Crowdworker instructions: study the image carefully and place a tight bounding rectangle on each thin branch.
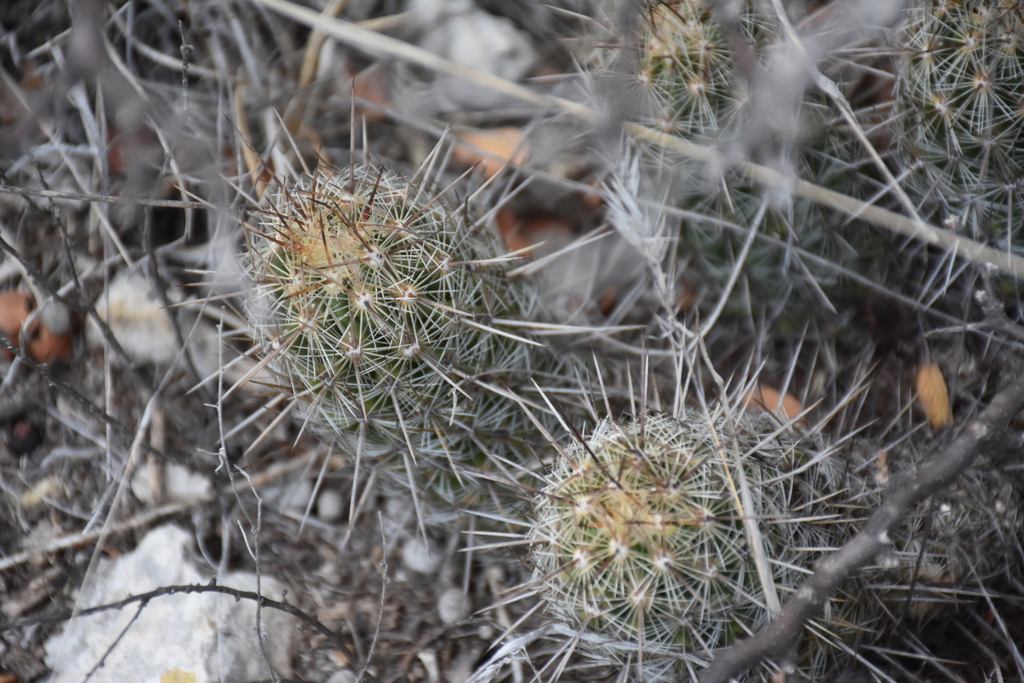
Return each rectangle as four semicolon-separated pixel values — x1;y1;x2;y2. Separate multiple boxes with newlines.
0;503;188;572
0;582;355;663
700;368;1024;683
81;602;146;682
0;181;211;208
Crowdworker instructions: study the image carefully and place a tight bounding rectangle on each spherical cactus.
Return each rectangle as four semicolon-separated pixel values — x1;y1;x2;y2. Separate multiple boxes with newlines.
893;0;1024;249
637;1;750;141
243;162;559;512
527;411;861;678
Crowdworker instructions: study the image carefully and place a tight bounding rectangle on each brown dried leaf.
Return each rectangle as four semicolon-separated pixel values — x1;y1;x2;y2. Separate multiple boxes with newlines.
0;290;73;363
351;64;389;122
451;127;528;179
0;290;32;356
29;324;73;363
916;362;952;429
495;210;574;254
598;284;617;316
741;385;802;420
495;208;525;252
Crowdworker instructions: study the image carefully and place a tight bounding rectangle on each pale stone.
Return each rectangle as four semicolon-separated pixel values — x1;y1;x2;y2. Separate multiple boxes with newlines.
317;489;344;523
437;587;470;625
43;524;296;683
326;670;357;683
419;9;535;83
401;537;441;575
88;270;180;364
131;463;213;507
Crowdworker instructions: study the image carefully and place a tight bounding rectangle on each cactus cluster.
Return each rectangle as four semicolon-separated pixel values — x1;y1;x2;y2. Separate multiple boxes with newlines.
232;2;1024;679
893;0;1024;250
243;162;559;511
527;410;863;679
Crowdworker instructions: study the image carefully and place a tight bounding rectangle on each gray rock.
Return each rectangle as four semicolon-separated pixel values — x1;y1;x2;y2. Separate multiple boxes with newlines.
401;536;441;575
43;524;296;683
317;489;344;523
88;270;181;364
418;9;536;82
437;587;471;625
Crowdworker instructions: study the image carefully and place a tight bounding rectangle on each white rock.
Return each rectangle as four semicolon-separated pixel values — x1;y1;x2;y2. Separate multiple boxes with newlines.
43;524;296;683
401;537;441;575
317;489;344;523
131;463;213;507
327;670;357;683
38;299;73;336
437;587;470;625
282;478;314;514
418;8;535;82
88;270;180;364
186;319;273;395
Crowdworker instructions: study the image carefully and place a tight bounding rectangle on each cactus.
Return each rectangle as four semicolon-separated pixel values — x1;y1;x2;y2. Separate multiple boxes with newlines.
526;409;865;679
893;0;1024;250
616;2;904;331
513;379;1023;681
242;161;561;514
636;1;752;142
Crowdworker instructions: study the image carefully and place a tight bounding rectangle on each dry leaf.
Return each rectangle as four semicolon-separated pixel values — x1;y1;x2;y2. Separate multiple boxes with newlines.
0;290;73;363
495;208;526;252
874;449;889;484
351;64;389;122
598;284;617;316
674;274;699;312
520;215;574;246
741;385;802;420
452;127;528;179
581;177;604;212
29;324;73;363
916;362;952;429
20;475;60;507
495;210;574;254
0;290;32;357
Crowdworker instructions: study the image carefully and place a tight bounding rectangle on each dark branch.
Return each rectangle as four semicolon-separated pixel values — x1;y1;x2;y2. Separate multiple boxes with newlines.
701;368;1024;683
0;581;355;665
